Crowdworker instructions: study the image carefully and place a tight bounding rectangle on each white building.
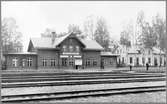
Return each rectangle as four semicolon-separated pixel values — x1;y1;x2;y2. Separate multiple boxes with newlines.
116;45;166;67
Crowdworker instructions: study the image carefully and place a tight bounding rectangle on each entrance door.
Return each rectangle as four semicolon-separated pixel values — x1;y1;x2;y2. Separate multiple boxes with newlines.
62;58;67;67
136;57;139;66
69;58;74;68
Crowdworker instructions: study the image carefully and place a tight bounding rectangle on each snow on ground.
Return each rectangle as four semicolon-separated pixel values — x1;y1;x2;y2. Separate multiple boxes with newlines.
1;81;165;96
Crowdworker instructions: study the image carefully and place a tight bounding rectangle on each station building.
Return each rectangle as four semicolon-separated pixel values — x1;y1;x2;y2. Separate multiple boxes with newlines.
4;32;119;70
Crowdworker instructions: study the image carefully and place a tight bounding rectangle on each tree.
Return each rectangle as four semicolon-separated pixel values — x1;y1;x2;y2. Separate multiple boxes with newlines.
136;10;145;46
41;28;57;38
120;31;131;47
152;14;166;51
94;17;110;51
83;15;96;40
141;22;157;48
1;17;23;53
68;24;86;39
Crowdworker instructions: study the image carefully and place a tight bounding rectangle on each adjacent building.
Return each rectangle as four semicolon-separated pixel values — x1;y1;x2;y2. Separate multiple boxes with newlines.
116;45;166;67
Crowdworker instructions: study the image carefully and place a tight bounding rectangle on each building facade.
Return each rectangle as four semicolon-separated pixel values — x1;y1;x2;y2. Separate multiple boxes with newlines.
4;32;118;70
116;45;166;67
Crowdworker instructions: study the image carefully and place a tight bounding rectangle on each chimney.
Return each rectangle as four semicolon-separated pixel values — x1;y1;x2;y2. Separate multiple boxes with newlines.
51;31;56;44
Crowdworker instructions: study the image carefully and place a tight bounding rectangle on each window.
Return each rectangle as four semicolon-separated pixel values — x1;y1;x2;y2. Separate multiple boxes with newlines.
76;46;79;52
93;59;97;66
27;58;32;67
154;57;157;66
51;59;56;66
22;59;26;67
69;59;74;66
136;57;139;65
160;57;162;66
12;57;17;67
86;59;91;66
142;57;145;65
130;57;133;64
42;59;47;66
62;58;67;66
148;57;151;64
63;45;67;52
69;46;73;52
122;57;124;64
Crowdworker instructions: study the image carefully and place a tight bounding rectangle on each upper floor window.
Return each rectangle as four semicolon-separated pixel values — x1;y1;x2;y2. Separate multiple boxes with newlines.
76;46;79;52
69;45;73;52
27;58;32;67
12;57;17;67
63;45;67;52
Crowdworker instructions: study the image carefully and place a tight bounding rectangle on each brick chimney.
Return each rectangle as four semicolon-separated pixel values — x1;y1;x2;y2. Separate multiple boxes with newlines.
51;31;56;44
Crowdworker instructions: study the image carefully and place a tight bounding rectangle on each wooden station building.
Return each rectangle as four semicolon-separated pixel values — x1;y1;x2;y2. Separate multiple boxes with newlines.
4;32;119;70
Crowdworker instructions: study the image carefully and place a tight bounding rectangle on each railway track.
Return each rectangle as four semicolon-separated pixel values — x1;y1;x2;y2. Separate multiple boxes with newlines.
2;74;165;83
2;77;165;88
2;85;165;103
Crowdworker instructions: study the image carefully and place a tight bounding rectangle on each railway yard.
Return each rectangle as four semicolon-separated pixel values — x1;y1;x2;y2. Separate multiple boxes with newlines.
1;68;166;103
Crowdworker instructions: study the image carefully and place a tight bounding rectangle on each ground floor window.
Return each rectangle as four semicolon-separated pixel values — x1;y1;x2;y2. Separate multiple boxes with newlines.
130;57;133;64
142;57;145;65
12;57;17;67
22;59;26;67
148;57;151;64
42;59;47;66
27;58;32;67
69;58;74;66
86;59;91;66
51;59;56;66
122;57;124;64
93;59;97;66
160;57;162;66
86;58;97;67
62;58;67;66
154;57;158;66
136;57;139;66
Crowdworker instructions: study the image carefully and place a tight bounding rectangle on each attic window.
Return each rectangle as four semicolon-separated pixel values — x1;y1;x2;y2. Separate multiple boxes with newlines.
63;45;67;52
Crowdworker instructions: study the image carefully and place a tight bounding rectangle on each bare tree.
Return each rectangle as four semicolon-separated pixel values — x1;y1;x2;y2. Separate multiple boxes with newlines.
1;17;23;53
41;28;57;38
83;15;96;40
94;17;110;51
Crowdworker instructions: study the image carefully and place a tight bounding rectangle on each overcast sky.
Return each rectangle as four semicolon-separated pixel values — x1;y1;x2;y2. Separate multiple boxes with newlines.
1;1;166;51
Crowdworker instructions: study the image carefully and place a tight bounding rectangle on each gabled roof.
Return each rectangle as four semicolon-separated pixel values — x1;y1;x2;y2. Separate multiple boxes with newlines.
29;32;104;50
101;52;120;56
152;47;165;54
80;39;104;50
31;37;54;48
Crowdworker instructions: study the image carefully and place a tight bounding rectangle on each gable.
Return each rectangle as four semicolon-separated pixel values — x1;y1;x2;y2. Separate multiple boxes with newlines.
27;40;35;52
29;32;104;50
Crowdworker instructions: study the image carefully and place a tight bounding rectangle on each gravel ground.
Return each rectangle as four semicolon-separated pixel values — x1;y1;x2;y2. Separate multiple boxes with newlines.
2;81;165;96
41;91;166;103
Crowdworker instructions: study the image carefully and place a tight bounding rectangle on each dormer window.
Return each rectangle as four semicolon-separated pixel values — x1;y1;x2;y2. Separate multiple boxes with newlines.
69;46;73;52
63;45;67;52
76;46;79;52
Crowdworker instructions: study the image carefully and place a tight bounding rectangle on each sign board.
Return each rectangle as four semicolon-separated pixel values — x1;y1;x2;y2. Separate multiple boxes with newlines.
63;52;79;55
60;55;68;58
74;55;82;58
75;59;82;65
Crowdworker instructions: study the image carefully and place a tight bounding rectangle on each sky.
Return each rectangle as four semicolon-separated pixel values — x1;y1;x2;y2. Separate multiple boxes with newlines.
1;1;166;51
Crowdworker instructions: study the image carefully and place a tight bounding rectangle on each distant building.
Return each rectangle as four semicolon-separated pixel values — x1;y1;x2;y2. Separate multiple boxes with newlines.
4;32;119;70
116;45;166;67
